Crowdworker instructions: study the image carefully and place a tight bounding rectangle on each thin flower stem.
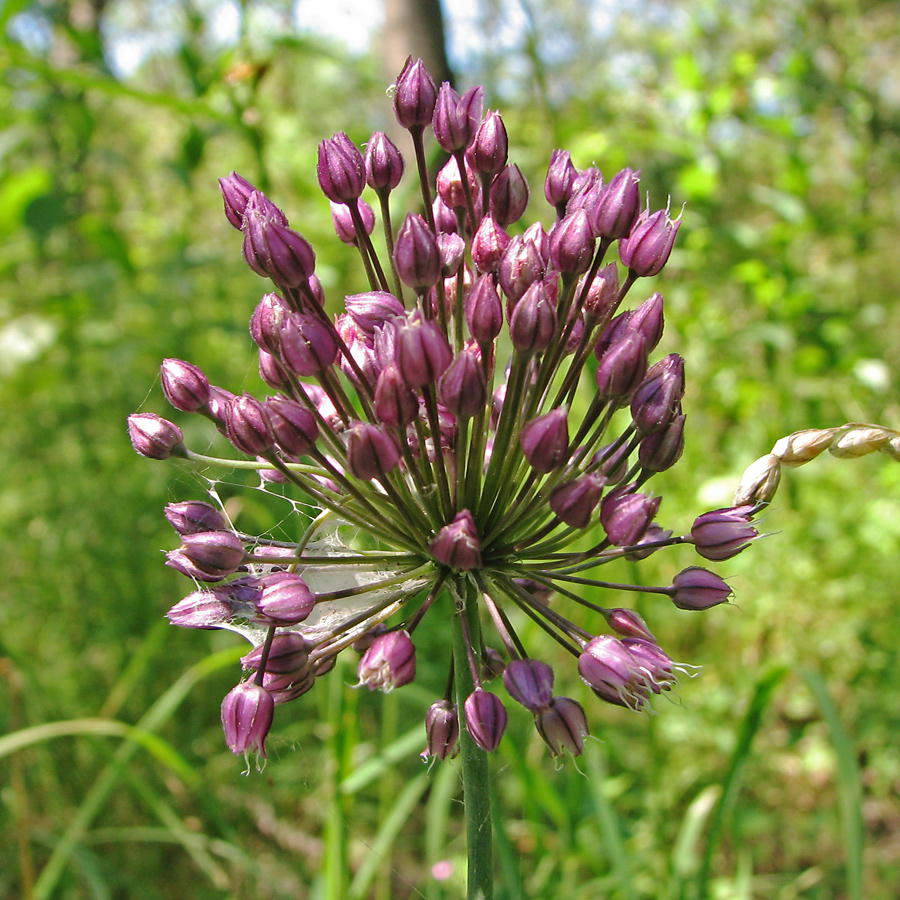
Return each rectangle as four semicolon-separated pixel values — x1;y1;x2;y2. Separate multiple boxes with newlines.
411;127;435;232
312;564;430;602
449;579;494;900
422;385;454;516
376;190;405;302
477;350;529;520
453;149;479;234
348;200;390;292
252;626;277;686
485;573;583;654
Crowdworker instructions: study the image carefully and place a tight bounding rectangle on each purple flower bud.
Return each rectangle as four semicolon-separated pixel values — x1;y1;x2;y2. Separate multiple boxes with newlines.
670;567;733;610
630;354;686;434
583;262;620;319
249;292;289;356
469;110;508;175
393;57;438;129
549;473;604;528
225;393;274;456
330;198;374;244
437;231;466;276
423;699;460;760
595;334;649;400
358;630;417;692
629;292;666;352
165;501;228;535
242;632;310;675
471;215;511;275
567;166;603;216
160;358;210;412
619;208;682;277
166;590;233;628
433;196;458;233
365;131;405;191
465;274;504;344
345;291;405;337
430;510;482;570
346;421;400;479
176;530;246;579
549;209;595;275
600;485;660;547
221;682;274;757
593;440;631;484
266;396;319;456
252;572;315;625
205;385;235;427
317;132;365;203
509;281;557;352
335;313;378;386
520;408;569;473
374;363;418;428
564;309;585;353
624;522;674;561
439;350;487;419
435;155;473;211
503;658;554;712
489;164;530;225
262;668;316;705
127;413;186;460
279;312;339;376
241;192;316;288
593;310;631;361
433;82;483;152
535;697;589;757
577;634;648;710
218;171;261;230
545;149;577;212
394;313;452;387
464;689;508;752
690;506;758;561
608;608;656;641
394;213;441;290
498;236;544;304
258;350;289;390
638;413;685;472
523;221;551;263
591;167;641;239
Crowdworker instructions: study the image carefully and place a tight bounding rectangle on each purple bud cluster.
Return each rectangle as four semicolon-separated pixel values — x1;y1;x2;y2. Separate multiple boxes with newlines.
130;58;763;763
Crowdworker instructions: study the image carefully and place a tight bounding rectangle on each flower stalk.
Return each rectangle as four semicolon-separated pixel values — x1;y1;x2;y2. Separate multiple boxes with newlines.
127;57;811;897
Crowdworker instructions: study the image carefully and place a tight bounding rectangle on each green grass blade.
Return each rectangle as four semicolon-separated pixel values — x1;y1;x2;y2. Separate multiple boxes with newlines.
339;723;424;795
585;741;635;900
667;784;721;899
0;718;197;784
348;771;431;899
695;664;788;900
425;760;461;900
800;667;864;900
32;645;244;900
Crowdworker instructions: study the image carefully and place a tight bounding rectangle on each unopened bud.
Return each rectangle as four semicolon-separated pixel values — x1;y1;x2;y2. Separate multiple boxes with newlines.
733;453;781;506
358;630;416;692
771;428;839;467
221;682;274;757
828;425;890;458
464;688;508;752
127;413;186;460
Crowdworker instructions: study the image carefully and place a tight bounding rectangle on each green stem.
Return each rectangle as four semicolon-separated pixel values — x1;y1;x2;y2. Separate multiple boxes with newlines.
449;578;494;900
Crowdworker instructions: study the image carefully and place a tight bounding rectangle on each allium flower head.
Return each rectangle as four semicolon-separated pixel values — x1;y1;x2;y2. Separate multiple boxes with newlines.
132;60;764;760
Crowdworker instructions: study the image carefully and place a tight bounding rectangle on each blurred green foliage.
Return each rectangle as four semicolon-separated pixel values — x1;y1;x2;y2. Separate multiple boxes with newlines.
1;0;898;898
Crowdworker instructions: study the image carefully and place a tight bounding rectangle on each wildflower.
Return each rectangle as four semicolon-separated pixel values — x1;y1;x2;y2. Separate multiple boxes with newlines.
131;59;761;765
